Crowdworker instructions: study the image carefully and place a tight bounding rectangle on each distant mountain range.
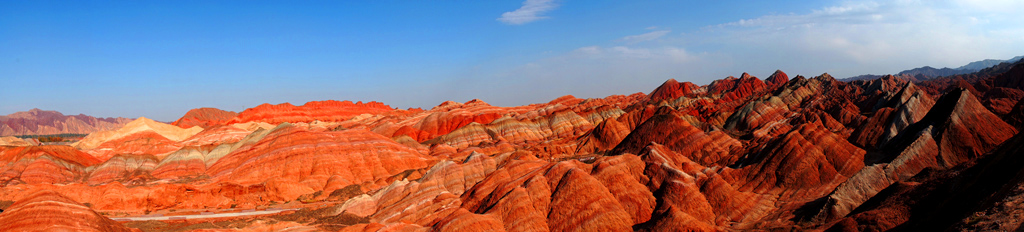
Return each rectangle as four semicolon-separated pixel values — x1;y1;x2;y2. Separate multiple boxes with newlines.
0;109;133;136
844;55;1024;81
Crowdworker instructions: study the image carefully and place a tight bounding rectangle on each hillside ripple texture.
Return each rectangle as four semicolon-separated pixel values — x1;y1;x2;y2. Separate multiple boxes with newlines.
2;62;1024;231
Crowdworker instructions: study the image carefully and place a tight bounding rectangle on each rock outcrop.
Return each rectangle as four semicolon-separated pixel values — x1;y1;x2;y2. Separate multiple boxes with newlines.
207;125;433;201
0;190;136;232
0;136;33;146
912;88;1016;168
0;145;100;185
227;100;394;124
649;79;698;102
611;113;742;166
74;117;202;151
171;107;238;129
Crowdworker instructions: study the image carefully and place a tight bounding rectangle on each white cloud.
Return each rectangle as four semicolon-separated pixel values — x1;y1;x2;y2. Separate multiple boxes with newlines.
498;0;559;25
953;0;1024;13
618;30;671;44
572;46;693;62
419;43;723;109
574;46;602;55
453;45;722;106
453;0;1024;108
699;0;1024;77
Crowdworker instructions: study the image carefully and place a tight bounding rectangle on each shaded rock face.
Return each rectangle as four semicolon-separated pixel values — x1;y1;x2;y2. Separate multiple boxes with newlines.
849;81;936;148
611;113;742;167
2;67;1024;231
908;88;1016;168
731;121;866;196
0;108;132;136
1007;99;1024;129
833;131;1024;231
814;126;939;222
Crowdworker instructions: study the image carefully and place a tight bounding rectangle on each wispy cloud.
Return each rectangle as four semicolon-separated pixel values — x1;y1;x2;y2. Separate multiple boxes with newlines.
697;0;1024;77
953;0;1024;13
466;0;1024;107
498;0;559;25
618;30;671;44
571;46;692;62
455;45;717;106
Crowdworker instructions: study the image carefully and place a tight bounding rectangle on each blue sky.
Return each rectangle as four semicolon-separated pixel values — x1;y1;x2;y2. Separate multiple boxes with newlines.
2;0;1023;121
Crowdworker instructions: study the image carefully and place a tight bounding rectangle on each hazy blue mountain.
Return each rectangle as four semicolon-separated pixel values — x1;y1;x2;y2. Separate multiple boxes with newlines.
898;66;963;77
843;55;1024;81
957;56;1024;71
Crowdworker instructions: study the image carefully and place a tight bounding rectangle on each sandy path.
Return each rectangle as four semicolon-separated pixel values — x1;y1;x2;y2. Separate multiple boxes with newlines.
110;208;298;221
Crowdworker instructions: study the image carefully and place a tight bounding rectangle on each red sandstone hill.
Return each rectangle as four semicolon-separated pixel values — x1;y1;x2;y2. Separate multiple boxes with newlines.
0;190;137;232
171;107;238;129
226;100;396;124
0;109;132;136
1;65;1022;231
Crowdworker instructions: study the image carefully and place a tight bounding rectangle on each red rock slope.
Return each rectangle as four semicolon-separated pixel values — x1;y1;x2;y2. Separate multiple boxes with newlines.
227;100;395;124
170;107;238;129
0;145;100;185
0;190;137;232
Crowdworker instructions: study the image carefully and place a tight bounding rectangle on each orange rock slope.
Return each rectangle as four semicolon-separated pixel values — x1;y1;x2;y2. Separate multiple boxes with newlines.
0;190;137;232
1;62;1023;231
227;100;396;125
171;107;238;129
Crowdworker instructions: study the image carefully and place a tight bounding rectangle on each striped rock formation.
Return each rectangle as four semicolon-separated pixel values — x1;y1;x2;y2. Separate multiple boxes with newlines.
227;100;395;124
2;64;1023;231
0;136;33;146
207;125;433;200
171;107;238;129
0;145;100;185
74;117;202;151
0;190;137;232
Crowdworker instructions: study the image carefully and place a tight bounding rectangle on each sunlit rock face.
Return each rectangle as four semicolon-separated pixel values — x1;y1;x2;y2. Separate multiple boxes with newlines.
171;107;238;129
0;190;137;232
0;136;33;146
1;63;1022;231
227;100;396;125
0;145;100;185
206;125;434;199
